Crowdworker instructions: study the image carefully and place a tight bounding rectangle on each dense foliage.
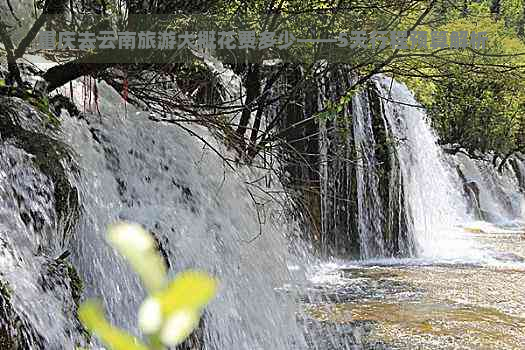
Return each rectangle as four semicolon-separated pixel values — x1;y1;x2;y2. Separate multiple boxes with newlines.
399;0;525;163
1;0;524;162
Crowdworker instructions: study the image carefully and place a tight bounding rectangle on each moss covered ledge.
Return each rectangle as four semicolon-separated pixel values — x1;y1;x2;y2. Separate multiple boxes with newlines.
0;96;80;245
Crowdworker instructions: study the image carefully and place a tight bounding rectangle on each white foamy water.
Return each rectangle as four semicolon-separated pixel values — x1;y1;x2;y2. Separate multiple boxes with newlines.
0;54;313;349
373;77;474;258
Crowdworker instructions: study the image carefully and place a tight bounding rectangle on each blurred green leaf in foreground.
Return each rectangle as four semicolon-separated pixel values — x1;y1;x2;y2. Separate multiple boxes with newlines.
78;222;218;350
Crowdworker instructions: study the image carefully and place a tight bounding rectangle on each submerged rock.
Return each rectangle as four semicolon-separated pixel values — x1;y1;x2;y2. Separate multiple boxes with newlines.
300;316;392;350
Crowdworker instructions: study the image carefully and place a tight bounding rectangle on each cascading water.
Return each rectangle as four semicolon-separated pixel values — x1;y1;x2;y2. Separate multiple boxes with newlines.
344;75;525;262
3;45;525;349
352;88;387;258
0;141;84;349
348;76;471;259
372;77;470;258
453;152;525;226
62;87;308;349
304;75;525;348
0;55;314;349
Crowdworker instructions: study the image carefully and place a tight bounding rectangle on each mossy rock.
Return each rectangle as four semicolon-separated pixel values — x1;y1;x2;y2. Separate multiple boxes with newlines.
39;257;89;342
0;264;87;349
0;96;80;247
0;280;45;349
0;96;87;346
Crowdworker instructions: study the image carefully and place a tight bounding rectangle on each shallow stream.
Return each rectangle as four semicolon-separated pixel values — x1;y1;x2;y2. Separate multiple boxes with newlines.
305;225;525;349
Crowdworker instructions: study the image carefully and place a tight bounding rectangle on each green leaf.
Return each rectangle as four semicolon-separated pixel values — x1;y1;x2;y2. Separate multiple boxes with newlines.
156;270;218;315
78;301;150;350
107;222;167;292
159;308;200;346
138;271;217;339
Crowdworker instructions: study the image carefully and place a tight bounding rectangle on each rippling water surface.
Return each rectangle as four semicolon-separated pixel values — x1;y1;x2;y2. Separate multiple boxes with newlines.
303;226;525;349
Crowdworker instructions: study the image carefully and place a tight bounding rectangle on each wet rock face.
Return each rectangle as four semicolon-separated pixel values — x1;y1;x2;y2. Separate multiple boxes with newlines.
0;96;86;348
0;280;45;350
278;68;415;259
367;85;415;257
0;95;209;348
39;258;86;329
0;96;80;250
0;255;87;349
463;181;483;220
509;157;525;192
456;163;488;221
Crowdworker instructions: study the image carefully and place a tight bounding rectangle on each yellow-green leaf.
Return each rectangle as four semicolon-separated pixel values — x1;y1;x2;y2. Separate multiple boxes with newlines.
138;271;217;336
159;308;200;346
78;301;150;350
156;270;218;315
107;222;167;292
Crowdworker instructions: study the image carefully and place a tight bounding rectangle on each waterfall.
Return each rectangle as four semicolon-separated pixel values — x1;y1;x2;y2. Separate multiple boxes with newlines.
0;55;310;349
376;77;471;256
5;47;525;349
348;75;525;260
350;76;470;258
62;89;306;349
0;142;83;349
453;152;525;226
352;88;387;258
309;71;469;259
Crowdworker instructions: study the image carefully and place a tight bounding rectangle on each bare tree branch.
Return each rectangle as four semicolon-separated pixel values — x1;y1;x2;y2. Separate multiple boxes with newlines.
0;19;23;86
14;0;69;59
